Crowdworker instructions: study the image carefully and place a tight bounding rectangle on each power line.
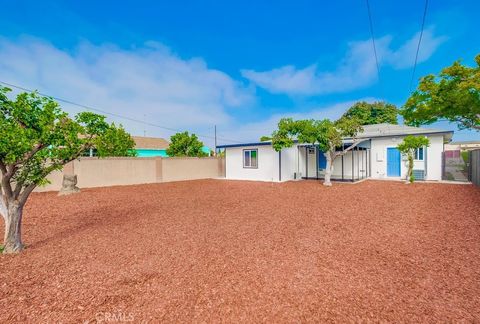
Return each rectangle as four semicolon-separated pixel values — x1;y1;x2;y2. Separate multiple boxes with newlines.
409;0;429;92
365;0;383;100
0;80;243;144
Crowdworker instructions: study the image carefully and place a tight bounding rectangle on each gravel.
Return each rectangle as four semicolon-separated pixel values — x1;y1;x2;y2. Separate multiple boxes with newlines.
1;179;479;323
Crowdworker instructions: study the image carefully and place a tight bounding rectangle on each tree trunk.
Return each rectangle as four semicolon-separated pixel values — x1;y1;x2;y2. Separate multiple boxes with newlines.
406;154;414;184
3;201;24;253
323;151;334;187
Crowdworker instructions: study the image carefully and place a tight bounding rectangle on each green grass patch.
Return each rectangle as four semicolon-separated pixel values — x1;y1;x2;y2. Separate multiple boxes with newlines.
461;151;469;164
0;245;4;254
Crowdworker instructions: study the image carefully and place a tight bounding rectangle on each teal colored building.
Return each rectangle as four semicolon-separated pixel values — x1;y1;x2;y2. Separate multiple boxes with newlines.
136;149;169;157
133;136;211;157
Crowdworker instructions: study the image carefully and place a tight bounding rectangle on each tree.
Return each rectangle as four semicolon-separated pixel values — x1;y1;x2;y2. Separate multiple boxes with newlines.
95;123;137;157
266;117;363;186
397;135;430;183
342;101;398;125
166;131;207;157
401;54;480;131
0;87;109;253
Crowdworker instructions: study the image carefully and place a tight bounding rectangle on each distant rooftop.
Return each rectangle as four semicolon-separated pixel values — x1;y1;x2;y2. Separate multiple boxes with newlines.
450;140;480;145
132;136;169;149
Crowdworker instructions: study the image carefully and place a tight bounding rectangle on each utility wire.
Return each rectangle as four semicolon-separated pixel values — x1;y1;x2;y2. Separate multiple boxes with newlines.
409;0;429;92
365;0;384;100
0;80;243;144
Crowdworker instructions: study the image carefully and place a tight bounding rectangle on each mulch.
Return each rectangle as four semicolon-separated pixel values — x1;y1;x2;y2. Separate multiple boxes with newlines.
1;179;479;323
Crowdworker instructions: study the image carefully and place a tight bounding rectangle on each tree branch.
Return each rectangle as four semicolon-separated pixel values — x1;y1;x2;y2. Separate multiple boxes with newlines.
14;143;46;166
335;138;366;157
0;160;7;175
0;163;14;199
19;183;37;206
13;178;25;200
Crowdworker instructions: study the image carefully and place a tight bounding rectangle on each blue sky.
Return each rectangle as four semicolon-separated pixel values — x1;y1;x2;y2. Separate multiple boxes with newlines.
1;0;479;145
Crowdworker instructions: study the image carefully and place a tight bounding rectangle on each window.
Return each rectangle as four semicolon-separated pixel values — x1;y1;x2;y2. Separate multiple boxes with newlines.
243;149;258;168
414;147;424;161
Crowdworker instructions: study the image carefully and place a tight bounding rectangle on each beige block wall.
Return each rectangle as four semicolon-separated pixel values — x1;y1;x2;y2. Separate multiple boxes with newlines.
34;157;225;192
161;157;223;182
75;157;158;188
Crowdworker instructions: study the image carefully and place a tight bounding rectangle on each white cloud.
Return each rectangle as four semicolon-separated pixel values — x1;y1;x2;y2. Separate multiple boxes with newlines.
385;28;448;69
241;27;447;96
0;37;254;142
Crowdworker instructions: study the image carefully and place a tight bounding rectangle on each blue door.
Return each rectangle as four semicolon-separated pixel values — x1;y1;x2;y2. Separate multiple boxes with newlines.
387;148;401;177
318;150;327;169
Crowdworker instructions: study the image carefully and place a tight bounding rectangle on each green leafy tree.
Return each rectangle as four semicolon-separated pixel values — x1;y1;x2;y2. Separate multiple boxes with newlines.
397;135;430;183
342;101;398;125
266;117;363;186
166;131;207;157
401;54;480;131
95;123;137;157
0;87;109;253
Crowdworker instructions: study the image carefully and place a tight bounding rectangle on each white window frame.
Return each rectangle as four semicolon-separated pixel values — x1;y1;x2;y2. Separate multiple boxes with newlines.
414;147;424;161
243;149;258;168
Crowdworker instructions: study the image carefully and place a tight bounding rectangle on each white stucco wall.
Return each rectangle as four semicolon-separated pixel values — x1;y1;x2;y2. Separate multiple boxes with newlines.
280;146;299;181
370;134;444;181
225;145;280;182
425;135;444;181
224;134;445;182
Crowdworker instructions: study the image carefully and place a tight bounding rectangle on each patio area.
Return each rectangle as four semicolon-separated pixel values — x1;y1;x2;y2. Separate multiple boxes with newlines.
1;179;479;322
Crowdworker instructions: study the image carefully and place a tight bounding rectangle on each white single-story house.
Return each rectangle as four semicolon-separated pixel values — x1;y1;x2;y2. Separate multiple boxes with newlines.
217;124;453;182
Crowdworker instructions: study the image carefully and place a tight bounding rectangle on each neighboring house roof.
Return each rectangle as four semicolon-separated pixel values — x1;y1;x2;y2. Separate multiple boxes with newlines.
217;123;453;149
132;136;170;149
450;140;480;145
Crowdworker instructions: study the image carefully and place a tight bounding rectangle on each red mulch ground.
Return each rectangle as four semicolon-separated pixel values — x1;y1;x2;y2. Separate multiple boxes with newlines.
1;180;480;323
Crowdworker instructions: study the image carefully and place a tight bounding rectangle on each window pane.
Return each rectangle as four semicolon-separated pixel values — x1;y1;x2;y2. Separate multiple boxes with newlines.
244;150;250;167
419;148;423;160
251;150;257;167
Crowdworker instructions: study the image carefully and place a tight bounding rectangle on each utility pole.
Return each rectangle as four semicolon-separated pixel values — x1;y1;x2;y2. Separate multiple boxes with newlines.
214;125;217;156
143;114;146;137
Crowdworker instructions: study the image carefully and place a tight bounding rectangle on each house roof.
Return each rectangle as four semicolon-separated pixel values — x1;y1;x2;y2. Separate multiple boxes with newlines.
132;136;170;149
217;123;453;149
353;123;453;139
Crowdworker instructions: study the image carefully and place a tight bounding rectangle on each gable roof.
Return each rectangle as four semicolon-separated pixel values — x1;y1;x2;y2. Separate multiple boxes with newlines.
217;123;453;149
132;136;170;149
